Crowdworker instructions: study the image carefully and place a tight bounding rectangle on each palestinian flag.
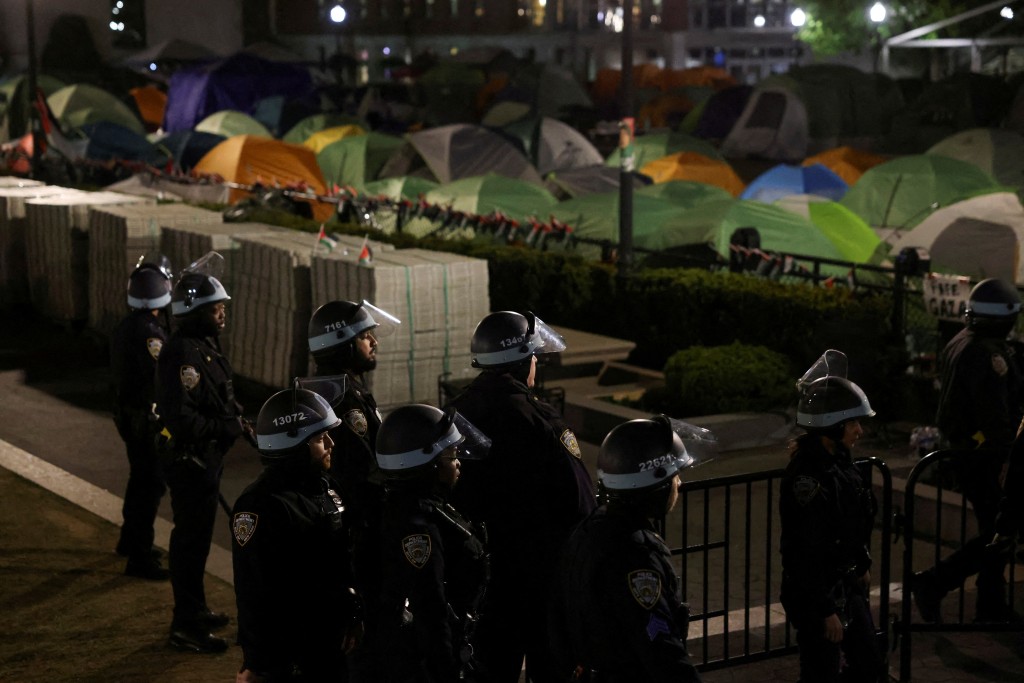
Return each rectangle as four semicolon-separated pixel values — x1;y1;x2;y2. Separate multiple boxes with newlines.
358;234;372;265
316;224;337;252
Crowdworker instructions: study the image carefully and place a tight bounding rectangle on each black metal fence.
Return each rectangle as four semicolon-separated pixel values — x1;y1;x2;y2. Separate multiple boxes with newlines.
662;458;893;671
895;449;1024;682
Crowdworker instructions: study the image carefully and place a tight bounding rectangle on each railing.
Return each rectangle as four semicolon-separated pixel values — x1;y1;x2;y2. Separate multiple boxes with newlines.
895;449;1024;682
663;457;893;671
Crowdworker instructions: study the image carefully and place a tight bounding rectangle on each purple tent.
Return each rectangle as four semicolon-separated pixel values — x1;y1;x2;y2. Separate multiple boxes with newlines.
162;53;312;133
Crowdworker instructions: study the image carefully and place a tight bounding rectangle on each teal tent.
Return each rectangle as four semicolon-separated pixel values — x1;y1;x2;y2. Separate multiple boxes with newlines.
47;83;144;135
840;154;1006;230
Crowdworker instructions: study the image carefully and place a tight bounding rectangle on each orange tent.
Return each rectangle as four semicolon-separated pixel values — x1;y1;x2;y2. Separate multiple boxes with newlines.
129;85;167;132
657;66;737;92
638;94;696;129
640;151;746;196
802;146;888;186
194;135;333;221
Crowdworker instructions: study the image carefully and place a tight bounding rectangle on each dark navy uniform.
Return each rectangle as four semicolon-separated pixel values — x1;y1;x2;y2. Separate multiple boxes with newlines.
780;435;883;683
922;325;1024;613
555;505;700;683
232;465;360;681
378;493;488;683
110;308;168;563
449;371;596;683
155;330;242;628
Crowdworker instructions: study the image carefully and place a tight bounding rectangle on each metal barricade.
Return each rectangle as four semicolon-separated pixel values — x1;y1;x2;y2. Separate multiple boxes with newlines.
665;457;893;671
895;449;1024;682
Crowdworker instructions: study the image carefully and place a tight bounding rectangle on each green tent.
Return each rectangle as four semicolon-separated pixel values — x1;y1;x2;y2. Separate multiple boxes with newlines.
637;180;732;208
194;110;272;139
362;175;438;201
317;132;405;188
552;193;852;273
282;112;369;144
927;128;1024;194
774;194;885;264
47;83;144;135
0;74;65;141
840;154;1006;230
605;131;723;168
403;173;558;237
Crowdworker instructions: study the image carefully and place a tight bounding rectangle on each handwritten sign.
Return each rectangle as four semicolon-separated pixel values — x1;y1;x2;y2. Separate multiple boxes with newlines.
923;273;970;322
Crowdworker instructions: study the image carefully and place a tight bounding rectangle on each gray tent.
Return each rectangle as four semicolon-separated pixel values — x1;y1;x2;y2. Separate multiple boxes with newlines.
502;116;603;175
378;123;544;185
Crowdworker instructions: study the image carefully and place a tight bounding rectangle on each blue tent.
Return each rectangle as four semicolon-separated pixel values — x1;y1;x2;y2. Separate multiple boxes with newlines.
740;163;849;203
156;130;225;171
79;122;170;167
163;53;312;132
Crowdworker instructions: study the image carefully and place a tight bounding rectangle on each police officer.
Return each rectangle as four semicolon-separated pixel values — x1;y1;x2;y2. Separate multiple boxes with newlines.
111;258;172;580
448;310;596;683
912;278;1023;623
156;254;248;653
233;383;363;682
375;404;491;683
780;352;884;683
308;299;399;680
553;416;704;683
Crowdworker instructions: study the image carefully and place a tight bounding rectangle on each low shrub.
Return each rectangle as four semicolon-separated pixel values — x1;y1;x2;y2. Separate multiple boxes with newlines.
660;342;795;417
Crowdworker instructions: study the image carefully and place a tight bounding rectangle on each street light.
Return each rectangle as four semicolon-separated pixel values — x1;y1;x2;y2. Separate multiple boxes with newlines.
870;2;886;24
329;3;347;23
869;2;886;72
790;8;806;27
753;14;766;28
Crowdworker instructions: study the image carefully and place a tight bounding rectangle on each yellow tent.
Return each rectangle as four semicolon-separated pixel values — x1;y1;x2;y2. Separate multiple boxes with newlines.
194;135;333;221
640;151;746;196
302;124;367;154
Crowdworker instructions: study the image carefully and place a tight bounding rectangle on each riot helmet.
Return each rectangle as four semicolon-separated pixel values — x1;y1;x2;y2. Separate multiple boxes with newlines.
796;377;874;429
127;259;172;310
598;415;714;496
255;382;342;460
376;404;491;477
965;278;1021;336
470;311;566;369
308;300;400;359
171;251;230;317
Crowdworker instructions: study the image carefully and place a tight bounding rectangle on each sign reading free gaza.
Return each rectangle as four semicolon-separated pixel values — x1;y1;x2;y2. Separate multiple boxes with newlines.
923;273;971;322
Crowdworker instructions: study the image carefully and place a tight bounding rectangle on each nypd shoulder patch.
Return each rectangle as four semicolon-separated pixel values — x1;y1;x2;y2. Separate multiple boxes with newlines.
146;337;163;360
345;409;368;436
628;569;662;609
792;475;821;506
232;512;258;546
560;429;582;459
992;353;1009;377
402;533;432;568
180;365;200;390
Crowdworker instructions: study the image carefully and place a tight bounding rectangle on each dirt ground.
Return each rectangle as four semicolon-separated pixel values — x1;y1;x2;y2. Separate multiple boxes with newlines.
0;465;240;682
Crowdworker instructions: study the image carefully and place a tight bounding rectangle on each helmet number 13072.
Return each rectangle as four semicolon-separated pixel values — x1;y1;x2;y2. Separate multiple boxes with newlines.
272;413;308;426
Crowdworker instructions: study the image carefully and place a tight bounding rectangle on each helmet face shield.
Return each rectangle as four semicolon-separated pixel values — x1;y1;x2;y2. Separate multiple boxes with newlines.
376;407;491;471
183;250;225;280
796;349;848;392
797;376;875;428
295;375;348;411
361;301;401;339
450;410;491;461
527;314;567;356
256;386;342;456
598;415;715;491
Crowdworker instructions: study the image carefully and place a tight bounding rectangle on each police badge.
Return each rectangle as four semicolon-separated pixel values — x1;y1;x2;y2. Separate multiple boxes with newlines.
180;365;200;390
402;534;432;568
233;512;258;546
146;337;163;360
792;475;820;506
628;569;662;609
992;353;1009;377
560;429;582;459
345;409;368;436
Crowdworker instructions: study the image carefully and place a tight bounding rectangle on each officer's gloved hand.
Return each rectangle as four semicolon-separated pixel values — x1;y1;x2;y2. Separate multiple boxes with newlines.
675;602;691;639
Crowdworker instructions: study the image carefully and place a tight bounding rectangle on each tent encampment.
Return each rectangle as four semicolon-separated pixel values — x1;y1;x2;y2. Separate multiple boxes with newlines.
193;135;332;220
639;152;746;196
378;124;544;185
802;146;888;186
501;116;603;175
720;84;808;162
317;131;405;189
302;125;368;154
840;154;1005;230
741;163;848;203
47;83;145;135
927;128;1024;194
883;192;1024;284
